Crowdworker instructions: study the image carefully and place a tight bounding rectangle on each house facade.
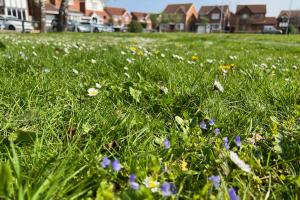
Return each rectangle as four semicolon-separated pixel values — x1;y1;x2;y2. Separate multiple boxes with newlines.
104;7;131;28
131;12;152;31
197;5;231;33
278;10;300;33
159;3;198;32
235;5;267;33
0;0;29;20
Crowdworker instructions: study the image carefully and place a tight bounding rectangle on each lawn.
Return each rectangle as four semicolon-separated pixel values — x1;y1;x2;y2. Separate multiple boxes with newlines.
0;32;299;200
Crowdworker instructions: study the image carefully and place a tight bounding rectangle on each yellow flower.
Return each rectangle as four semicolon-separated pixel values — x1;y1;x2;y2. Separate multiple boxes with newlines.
191;55;199;61
87;88;98;97
130;47;137;52
137;51;144;56
219;64;235;71
143;177;160;192
180;161;188;172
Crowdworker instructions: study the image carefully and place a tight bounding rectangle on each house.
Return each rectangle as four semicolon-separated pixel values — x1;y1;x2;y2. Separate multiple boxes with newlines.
0;0;29;21
197;5;231;33
104;7;131;29
159;3;198;32
79;0;108;24
235;4;268;33
131;12;152;31
278;10;300;33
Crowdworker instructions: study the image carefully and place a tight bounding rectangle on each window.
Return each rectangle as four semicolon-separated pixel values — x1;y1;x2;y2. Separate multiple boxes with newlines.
22;10;26;20
17;10;21;19
12;9;16;17
8;9;11;16
211;13;220;20
211;24;220;30
241;14;249;19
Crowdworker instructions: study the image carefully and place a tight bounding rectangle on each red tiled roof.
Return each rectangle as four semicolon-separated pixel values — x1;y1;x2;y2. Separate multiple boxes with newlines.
279;10;300;18
45;3;59;12
237;5;266;14
104;7;127;16
264;17;277;25
131;12;149;19
199;5;229;15
163;3;193;14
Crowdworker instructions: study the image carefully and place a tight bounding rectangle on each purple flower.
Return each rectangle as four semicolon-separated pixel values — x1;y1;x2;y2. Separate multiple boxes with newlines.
235;135;241;147
209;175;221;188
224;137;230;150
161;182;177;196
101;156;111;168
163;138;170;149
200;121;207;130
215;128;221;135
209;119;215;126
112;159;122;172
228;188;240;200
129;174;139;190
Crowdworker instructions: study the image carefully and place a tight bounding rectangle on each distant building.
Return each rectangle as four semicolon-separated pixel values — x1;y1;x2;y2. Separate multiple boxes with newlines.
0;0;29;20
197;5;232;33
104;7;131;29
278;10;300;33
131;12;152;31
159;3;198;32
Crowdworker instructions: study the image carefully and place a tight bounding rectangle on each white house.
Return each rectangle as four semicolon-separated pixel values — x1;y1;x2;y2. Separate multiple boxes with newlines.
0;0;29;20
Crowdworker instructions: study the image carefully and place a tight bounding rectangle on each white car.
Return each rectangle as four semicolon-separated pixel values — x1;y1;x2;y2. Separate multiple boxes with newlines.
0;15;34;33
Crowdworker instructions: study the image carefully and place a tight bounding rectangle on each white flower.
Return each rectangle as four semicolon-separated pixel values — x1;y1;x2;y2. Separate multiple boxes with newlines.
33;51;37;56
214;80;224;92
124;66;128;71
91;59;96;64
292;65;297;70
124;73;130;78
160;86;169;94
143;177;160;193
126;58;133;64
121;51;126;55
95;83;102;89
87;88;98;97
229;151;251;173
206;59;214;64
161;53;165;58
43;68;50;73
229;55;238;60
72;69;79;74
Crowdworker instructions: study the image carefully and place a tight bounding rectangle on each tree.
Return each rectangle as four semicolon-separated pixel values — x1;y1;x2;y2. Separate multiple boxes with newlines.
150;14;159;29
160;13;182;24
57;0;69;32
39;0;46;32
128;21;143;33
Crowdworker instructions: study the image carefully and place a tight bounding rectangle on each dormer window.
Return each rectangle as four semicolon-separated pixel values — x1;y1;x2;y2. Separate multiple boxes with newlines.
241;13;249;19
211;13;220;20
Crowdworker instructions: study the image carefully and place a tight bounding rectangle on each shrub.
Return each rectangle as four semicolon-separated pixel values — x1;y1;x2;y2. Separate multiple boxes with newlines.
128;21;143;33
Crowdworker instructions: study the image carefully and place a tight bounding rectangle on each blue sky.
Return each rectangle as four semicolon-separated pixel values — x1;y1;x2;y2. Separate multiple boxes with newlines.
106;0;299;17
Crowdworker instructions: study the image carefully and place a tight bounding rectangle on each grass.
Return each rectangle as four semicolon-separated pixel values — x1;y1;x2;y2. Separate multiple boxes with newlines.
0;32;299;200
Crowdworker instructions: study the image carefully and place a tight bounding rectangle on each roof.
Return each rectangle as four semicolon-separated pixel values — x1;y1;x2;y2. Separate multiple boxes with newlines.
131;12;149;19
199;5;229;15
264;17;277;25
236;5;266;14
162;3;193;14
45;3;58;13
104;7;127;16
279;10;300;18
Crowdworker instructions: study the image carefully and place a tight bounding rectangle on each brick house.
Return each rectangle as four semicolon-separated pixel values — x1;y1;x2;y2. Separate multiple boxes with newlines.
278;10;300;33
104;7;131;29
79;0;108;24
0;0;29;20
235;4;268;33
159;3;198;32
131;12;152;31
197;5;231;33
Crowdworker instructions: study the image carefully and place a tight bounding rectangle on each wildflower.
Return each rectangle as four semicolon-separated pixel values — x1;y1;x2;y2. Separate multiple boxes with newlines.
126;58;133;64
124;73;130;78
129;174;139;190
228;188;240;200
43;68;50;73
224;137;230;150
214;80;224;92
72;68;79;74
112;159;122;172
161;53;165;58
121;51;126;55
143;177;160;192
229;151;251;173
130;47;137;53
206;59;214;64
95;83;102;89
235;135;241;147
163;138;170;149
33;51;37;56
124;66;128;71
87;88;98;97
160;86;169;94
209;175;221;188
161;182;177;196
292;65;297;70
200;121;207;130
191;55;199;61
209;119;215;126
101;156;111;168
180;161;188;172
91;59;96;64
215;128;221;136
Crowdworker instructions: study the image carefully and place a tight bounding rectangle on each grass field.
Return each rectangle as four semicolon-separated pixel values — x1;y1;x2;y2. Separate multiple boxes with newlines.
0;32;299;200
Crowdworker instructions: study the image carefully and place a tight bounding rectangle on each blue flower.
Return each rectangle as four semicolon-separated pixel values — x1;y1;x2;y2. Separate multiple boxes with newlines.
215;128;221;135
161;182;177;196
209;175;220;188
235;135;241;147
224;137;230;150
101;156;111;168
209;119;215;126
129;174;139;190
112;159;122;172
200;121;207;130
228;188;240;200
163;138;170;149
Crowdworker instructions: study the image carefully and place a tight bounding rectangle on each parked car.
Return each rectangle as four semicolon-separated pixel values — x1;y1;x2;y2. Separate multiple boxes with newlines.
0;20;5;30
102;25;114;32
76;22;92;32
0;15;33;32
262;26;282;34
